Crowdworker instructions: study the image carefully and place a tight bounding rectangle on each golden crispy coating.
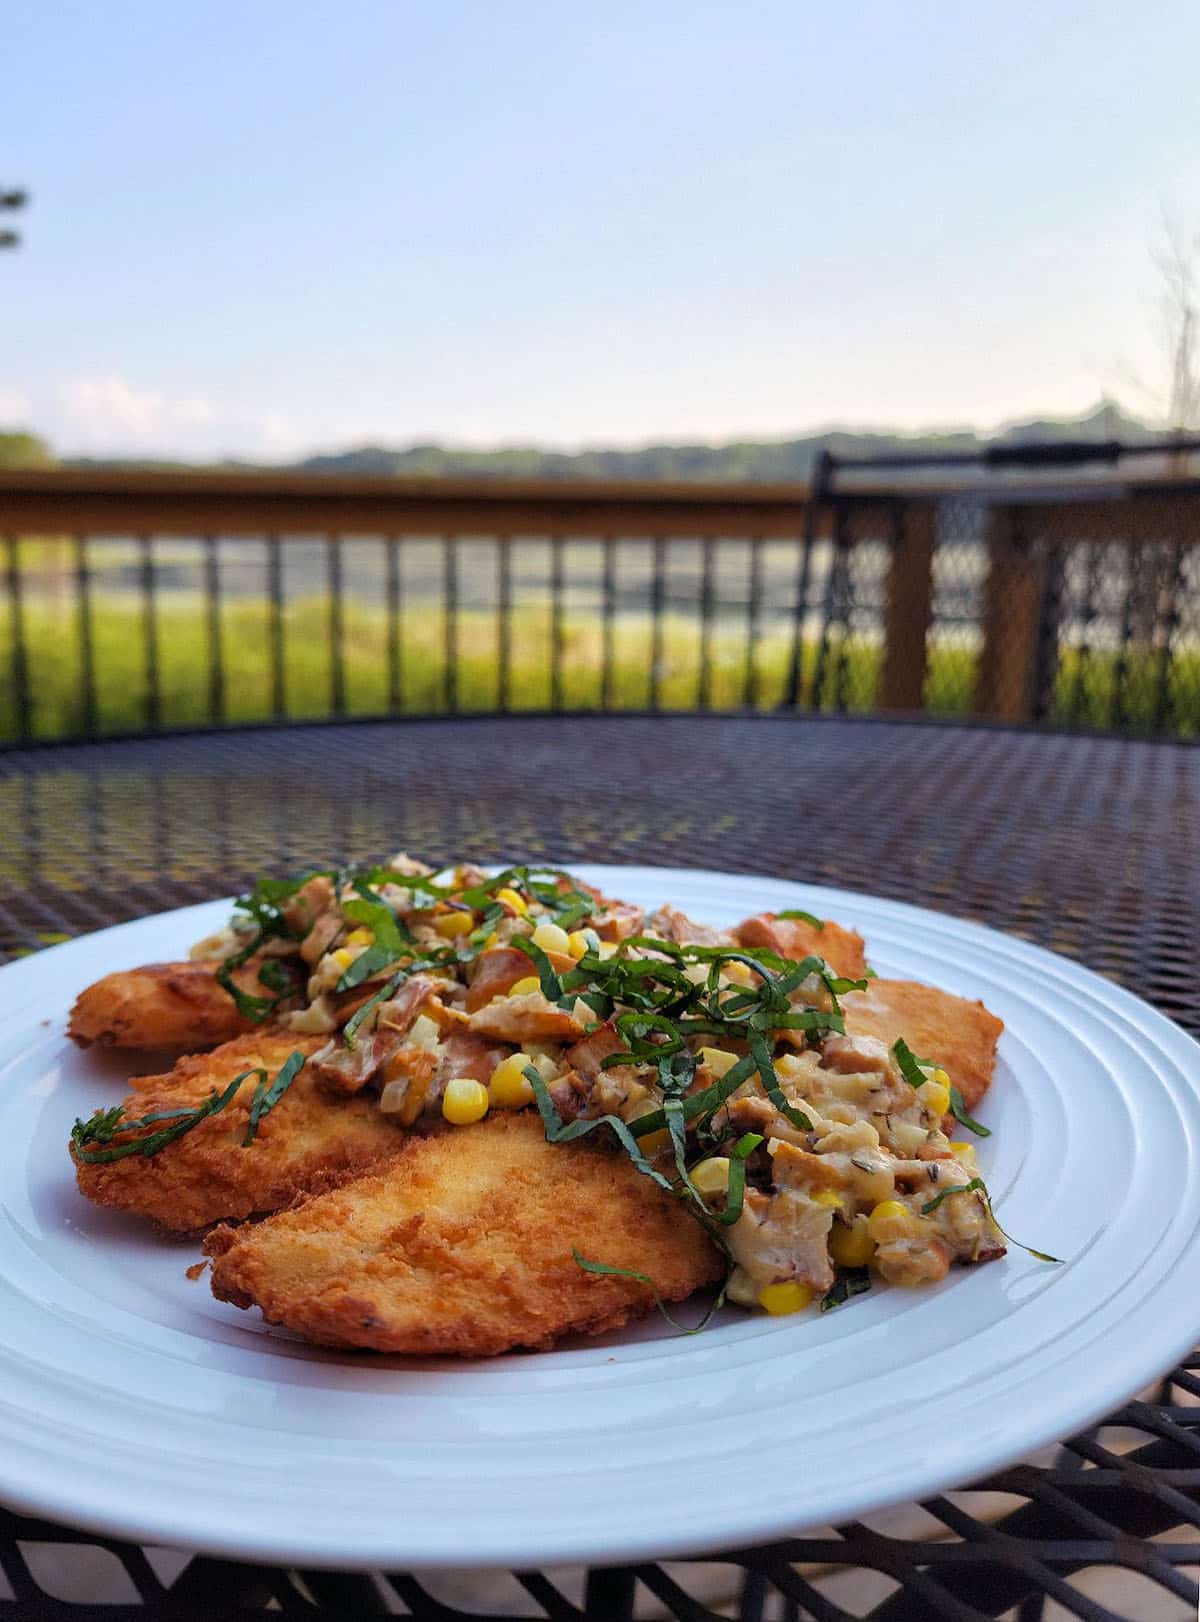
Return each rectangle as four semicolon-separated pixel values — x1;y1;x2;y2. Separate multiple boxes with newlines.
72;1033;406;1234
68;960;260;1052
841;978;1003;1112
734;914;867;981
206;1111;723;1356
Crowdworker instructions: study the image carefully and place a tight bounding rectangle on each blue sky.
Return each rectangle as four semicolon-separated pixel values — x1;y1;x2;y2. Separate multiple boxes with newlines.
4;1;1199;458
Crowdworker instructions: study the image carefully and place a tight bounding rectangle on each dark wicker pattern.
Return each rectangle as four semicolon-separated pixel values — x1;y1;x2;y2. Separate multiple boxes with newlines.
1;716;1197;1621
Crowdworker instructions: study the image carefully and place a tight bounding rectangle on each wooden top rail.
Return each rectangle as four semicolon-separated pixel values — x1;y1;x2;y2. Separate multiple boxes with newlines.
0;469;820;538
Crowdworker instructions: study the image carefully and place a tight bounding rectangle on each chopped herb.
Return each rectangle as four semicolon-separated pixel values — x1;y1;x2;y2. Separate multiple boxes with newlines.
70;1076;248;1163
70;1052;308;1162
922;1177;986;1214
892;1037;929;1090
510;935;563;1002
748;1029;812;1132
949;1085;991;1137
243;1051;307;1144
716;1132;763;1226
571;1250;727;1333
821;1268;872;1312
777;909;824;928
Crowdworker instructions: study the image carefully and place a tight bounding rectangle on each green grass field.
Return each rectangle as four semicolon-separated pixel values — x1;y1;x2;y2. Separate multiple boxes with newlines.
1;591;1195;741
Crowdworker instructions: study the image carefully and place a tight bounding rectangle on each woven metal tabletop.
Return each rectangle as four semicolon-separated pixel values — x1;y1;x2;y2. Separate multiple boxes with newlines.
1;715;1197;1622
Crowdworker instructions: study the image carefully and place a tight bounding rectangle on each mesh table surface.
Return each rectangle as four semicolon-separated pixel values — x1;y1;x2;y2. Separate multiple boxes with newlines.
0;715;1197;1622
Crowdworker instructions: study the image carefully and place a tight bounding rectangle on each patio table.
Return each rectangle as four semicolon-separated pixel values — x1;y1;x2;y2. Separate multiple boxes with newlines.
0;713;1197;1622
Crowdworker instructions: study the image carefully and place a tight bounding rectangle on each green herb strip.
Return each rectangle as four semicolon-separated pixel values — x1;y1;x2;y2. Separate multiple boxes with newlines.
748;1030;812;1131
949;1085;991;1137
524;1066;674;1193
820;1268;872;1312
509;935;564;1002
892;1037;929;1090
571;1250;728;1334
243;1051;307;1144
777;909;824;928
70;1052;308;1163
922;1176;986;1214
718;1132;764;1227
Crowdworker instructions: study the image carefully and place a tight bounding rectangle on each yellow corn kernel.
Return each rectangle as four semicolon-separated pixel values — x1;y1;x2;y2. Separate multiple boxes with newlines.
442;1077;490;1125
596;940;619;960
566;929;593;960
434;911;474;939
830;1214;875;1268
918;1078;951;1118
489;1052;535;1109
509;975;540;997
531;921;571;955
332;947;355;970
811;1190;843;1210
924;1065;951;1087
484;930;499;949
758;1281;813;1315
639;1128;672;1155
343;928;375;948
867;1199;910;1242
948;1141;977;1164
699;1046;739;1078
724;960;754;986
496;887;528;916
690;1157;731;1197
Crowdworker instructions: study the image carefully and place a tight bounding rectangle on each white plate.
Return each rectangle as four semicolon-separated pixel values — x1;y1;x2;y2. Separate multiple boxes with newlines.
1;865;1199;1571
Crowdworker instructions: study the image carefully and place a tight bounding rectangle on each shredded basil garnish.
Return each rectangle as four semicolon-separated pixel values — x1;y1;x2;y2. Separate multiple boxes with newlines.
922;1176;986;1214
821;1268;872;1311
949;1085;991;1137
70;1052;308;1162
892;1037;929;1090
571;1249;728;1334
777;908;824;928
510;935;564;1002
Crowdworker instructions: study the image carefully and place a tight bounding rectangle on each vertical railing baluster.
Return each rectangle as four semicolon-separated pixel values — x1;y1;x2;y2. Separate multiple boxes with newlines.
811;504;847;711
327;535;345;716
1153;541;1185;736
744;536;763;709
267;536;285;720
782;468;826;710
74;536;97;736
4;535;32;742
1069;540;1100;725
649;536;666;710
204;535;224;724
550;534;565;711
1112;540;1142;732
139;535;160;731
444;535;459;713
601;536;616;710
497;537;512;712
386;536;402;714
834;539;856;711
698;537;716;711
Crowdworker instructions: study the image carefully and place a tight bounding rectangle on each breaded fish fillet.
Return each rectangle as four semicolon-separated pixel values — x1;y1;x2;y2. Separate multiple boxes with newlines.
841;978;1003;1112
205;1111;723;1356
68;960;259;1051
734;913;867;981
72;1033;406;1233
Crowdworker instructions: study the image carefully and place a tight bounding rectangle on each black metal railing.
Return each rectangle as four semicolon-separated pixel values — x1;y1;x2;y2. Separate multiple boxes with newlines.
1;451;1198;745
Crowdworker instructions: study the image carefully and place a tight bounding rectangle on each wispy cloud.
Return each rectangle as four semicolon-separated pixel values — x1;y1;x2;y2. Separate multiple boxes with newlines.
0;374;301;461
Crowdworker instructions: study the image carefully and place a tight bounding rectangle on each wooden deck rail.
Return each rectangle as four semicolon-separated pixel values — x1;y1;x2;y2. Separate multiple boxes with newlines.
2;470;1197;730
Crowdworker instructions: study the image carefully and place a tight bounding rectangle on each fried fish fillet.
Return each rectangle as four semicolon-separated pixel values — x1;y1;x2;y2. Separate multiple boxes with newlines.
734;913;867;981
72;1033;407;1233
68;960;259;1051
841;978;1003;1112
205;1111;723;1356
